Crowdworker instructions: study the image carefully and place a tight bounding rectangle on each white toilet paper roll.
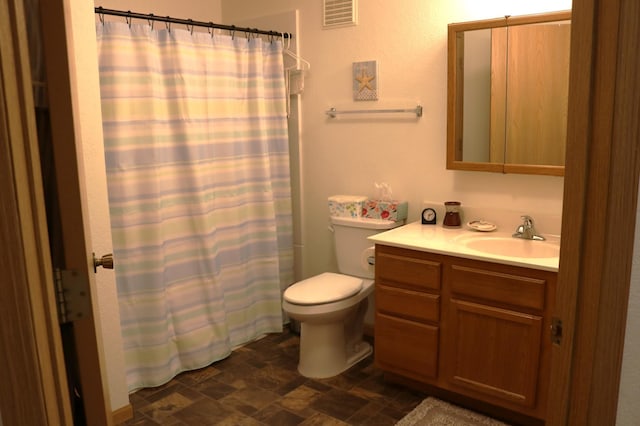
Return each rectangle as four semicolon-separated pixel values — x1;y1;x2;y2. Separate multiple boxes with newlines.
360;246;376;273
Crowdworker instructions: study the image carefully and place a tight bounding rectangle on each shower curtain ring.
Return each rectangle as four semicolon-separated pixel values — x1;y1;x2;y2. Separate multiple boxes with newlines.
187;19;194;35
208;22;214;38
230;25;235;40
126;11;132;28
165;19;171;32
148;13;154;30
98;12;104;25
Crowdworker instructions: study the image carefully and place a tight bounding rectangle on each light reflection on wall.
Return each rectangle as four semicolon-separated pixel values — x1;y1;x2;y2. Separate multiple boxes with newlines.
459;0;572;19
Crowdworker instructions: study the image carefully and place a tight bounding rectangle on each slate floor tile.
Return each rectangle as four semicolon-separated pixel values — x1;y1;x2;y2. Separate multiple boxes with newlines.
120;330;426;425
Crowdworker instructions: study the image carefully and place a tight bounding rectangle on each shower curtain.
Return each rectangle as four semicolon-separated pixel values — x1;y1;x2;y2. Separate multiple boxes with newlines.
96;21;293;391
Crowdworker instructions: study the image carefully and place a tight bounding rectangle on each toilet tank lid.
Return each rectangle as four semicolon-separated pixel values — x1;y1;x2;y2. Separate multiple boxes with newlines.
283;272;363;305
330;216;404;230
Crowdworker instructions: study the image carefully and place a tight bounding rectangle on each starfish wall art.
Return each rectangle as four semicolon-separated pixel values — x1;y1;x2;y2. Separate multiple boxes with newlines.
352;60;378;101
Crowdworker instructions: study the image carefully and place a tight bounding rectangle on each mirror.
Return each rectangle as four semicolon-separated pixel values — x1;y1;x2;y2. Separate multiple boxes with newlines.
447;11;571;176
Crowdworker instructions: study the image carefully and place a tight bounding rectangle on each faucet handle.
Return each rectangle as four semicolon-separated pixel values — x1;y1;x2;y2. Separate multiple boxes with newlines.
514;215;545;240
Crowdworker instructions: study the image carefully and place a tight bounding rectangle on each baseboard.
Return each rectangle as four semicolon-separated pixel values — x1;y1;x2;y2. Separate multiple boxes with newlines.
112;403;133;425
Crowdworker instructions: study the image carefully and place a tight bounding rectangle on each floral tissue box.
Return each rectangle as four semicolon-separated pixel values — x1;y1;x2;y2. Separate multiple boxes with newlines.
363;199;408;222
328;195;368;218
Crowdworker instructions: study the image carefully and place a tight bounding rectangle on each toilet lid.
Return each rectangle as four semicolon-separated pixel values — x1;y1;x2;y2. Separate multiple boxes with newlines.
283;272;363;305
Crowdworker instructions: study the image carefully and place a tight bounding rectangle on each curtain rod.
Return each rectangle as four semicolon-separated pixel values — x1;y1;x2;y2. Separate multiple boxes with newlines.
95;7;293;39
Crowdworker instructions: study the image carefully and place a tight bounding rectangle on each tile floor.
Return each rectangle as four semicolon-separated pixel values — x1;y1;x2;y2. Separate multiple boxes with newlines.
120;329;426;425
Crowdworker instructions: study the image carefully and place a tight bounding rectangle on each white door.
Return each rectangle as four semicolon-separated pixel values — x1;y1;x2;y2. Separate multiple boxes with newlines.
37;0;129;422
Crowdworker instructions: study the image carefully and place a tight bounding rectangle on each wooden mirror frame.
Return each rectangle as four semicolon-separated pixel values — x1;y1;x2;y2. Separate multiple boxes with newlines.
446;11;571;176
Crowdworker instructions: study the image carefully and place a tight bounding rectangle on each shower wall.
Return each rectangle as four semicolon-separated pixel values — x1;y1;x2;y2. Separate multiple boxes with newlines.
96;0;221;23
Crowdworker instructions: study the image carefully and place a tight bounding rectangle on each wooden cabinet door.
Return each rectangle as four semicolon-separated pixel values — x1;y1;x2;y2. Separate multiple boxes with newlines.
443;299;543;408
375;313;439;382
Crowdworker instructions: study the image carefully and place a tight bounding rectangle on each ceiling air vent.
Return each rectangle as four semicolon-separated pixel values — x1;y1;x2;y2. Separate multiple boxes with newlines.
323;0;357;28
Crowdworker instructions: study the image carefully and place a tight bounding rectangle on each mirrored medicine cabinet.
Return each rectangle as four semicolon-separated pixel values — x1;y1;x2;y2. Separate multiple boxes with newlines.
447;11;571;176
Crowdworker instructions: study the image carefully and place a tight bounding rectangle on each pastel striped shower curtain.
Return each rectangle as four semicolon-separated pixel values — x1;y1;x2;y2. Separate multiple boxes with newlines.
96;21;293;391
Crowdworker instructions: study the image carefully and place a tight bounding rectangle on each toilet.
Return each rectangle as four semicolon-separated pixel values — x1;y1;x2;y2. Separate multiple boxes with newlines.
282;215;404;378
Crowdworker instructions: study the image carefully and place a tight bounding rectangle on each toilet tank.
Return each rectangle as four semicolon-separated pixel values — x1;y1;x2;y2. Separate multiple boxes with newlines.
330;216;404;278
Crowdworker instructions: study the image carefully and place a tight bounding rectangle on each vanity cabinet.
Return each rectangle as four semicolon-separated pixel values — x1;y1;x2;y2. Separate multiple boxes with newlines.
374;245;556;421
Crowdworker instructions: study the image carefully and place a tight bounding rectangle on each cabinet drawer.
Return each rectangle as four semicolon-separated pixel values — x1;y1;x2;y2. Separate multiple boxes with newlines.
376;249;441;291
377;284;440;323
375;313;439;382
450;264;546;311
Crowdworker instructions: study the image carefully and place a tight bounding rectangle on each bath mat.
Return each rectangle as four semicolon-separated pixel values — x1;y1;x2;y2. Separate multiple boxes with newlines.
395;397;509;426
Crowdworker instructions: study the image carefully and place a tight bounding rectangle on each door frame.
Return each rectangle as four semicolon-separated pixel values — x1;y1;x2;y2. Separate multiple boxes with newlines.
547;0;640;423
0;0;71;424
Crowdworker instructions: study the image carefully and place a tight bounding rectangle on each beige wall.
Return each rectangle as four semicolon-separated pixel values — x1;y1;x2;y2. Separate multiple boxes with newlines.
618;189;640;424
221;0;568;279
96;0;221;24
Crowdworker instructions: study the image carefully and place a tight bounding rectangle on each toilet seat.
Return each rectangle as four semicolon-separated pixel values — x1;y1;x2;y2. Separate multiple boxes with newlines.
283;272;363;305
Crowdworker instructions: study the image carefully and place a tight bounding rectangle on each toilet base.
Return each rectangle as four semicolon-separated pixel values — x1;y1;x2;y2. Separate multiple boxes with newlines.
297;321;372;379
346;340;372;369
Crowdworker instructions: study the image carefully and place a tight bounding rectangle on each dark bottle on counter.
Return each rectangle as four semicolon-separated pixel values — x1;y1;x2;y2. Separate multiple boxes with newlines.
443;201;462;228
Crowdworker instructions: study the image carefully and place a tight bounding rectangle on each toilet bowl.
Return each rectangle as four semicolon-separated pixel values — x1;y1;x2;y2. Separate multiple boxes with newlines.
283;273;374;378
282;212;404;379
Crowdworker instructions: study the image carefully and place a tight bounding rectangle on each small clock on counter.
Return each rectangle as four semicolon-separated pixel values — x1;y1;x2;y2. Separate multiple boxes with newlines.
421;208;437;225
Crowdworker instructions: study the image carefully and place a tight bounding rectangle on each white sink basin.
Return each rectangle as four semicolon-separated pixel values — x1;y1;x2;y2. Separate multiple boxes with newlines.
455;235;560;259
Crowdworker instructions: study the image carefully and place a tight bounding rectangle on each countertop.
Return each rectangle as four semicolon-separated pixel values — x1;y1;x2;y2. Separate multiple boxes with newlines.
368;221;560;272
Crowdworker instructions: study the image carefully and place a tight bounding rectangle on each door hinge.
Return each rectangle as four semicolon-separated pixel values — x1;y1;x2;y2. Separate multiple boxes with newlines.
54;268;91;324
551;317;563;345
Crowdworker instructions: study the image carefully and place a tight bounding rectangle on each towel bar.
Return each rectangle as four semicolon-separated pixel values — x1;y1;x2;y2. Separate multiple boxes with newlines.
325;105;423;118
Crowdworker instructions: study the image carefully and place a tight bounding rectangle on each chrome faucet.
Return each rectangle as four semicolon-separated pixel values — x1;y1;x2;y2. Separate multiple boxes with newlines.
513;215;546;241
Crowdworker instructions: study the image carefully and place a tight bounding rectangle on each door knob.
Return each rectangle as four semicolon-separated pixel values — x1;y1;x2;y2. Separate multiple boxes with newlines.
93;252;114;272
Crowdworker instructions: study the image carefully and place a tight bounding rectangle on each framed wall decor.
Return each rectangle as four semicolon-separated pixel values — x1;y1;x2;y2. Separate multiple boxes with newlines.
353;60;378;101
